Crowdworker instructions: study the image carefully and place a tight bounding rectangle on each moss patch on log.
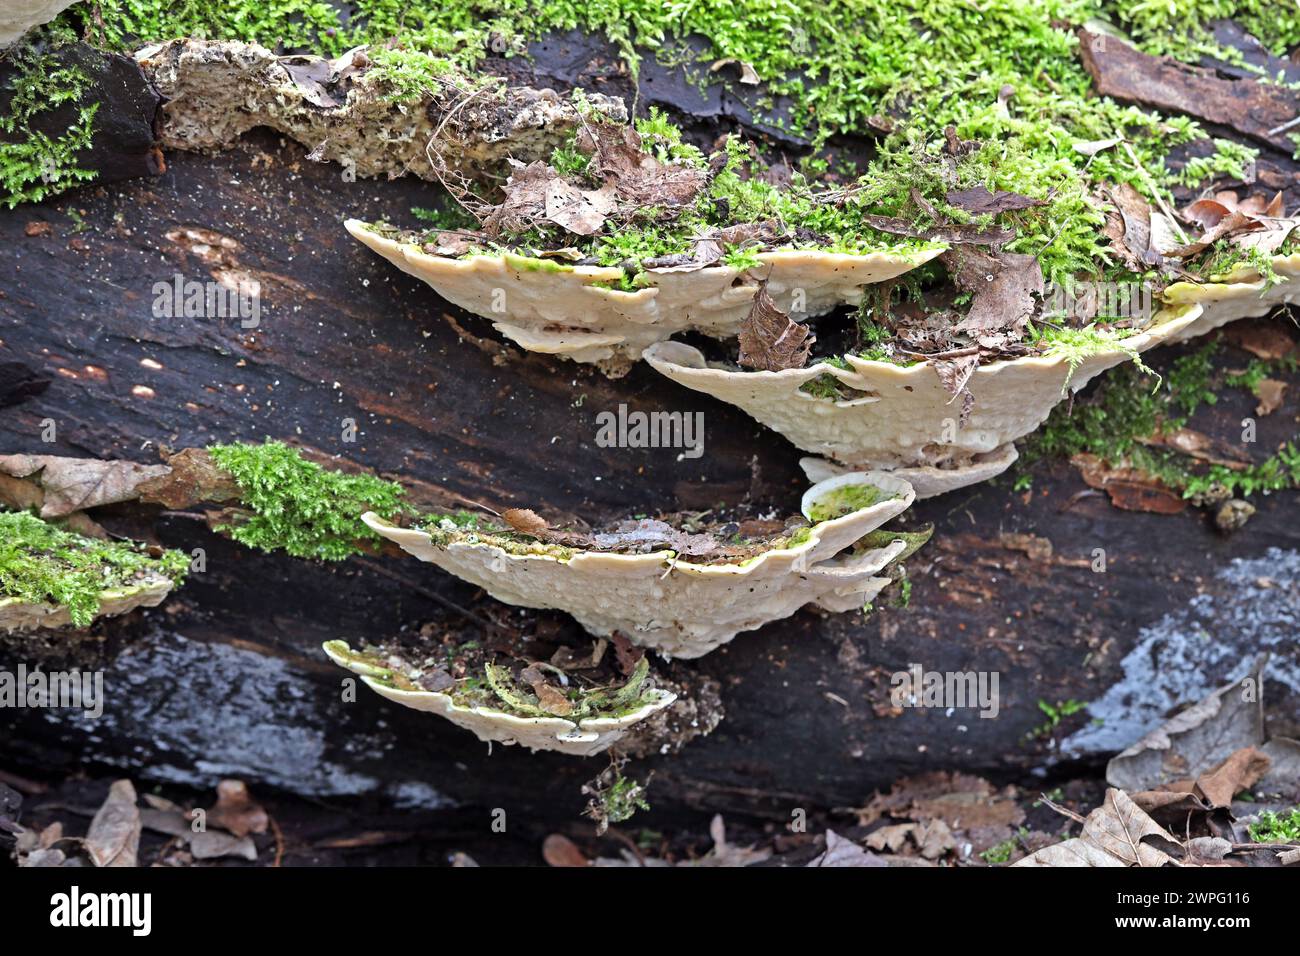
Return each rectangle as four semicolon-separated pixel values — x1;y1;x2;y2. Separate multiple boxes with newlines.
0;511;189;627
206;441;411;560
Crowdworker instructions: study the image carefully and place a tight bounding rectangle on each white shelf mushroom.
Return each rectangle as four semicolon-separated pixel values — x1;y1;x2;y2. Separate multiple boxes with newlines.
346;219;943;368
322;640;677;756
0;1;81;49
645;254;1300;497
361;472;920;659
0;577;176;634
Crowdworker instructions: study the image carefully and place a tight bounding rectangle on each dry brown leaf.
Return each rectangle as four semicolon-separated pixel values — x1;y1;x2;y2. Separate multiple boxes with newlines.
137;447;242;508
1082;789;1179;866
1106;658;1267;793
862;213;1014;246
1070;452;1188;514
544;179;617;236
189;830;258;861
865;822;916;853
1103;183;1165;270
1015;788;1178;867
542;833;589;867
944;247;1044;350
806;830;887;867
0;455;171;518
520;665;573;716
1253;378;1288;416
1193;746;1271;808
1138;426;1251;469
945;186;1044;215
591;518;719;557
1223;322;1296;361
1168;191;1295;258
86;779;141;868
578;122;708;211
502;508;549;536
737;280;813;371
609;632;644;677
207;779;268;837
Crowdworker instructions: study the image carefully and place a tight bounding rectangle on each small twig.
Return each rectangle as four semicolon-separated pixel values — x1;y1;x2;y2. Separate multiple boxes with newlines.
1266;115;1300;137
1038;793;1087;825
269;814;285;867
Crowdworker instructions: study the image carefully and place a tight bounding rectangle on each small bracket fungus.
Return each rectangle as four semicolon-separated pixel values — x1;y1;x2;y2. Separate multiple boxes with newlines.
644;254;1300;497
346;219;943;367
0;1;81;49
322;640;676;756
359;472;920;659
0;511;187;634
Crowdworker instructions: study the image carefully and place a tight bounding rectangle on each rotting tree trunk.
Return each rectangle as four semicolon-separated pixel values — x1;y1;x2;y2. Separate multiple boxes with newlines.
2;40;1300;837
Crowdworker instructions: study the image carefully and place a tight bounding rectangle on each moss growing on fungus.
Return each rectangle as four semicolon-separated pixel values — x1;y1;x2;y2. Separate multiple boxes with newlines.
805;484;890;523
324;637;663;720
0;511;189;627
206;441;411;560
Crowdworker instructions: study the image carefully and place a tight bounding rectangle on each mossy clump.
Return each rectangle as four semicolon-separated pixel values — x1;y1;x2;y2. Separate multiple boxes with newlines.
1248;807;1300;843
207;441;411;560
0;511;189;627
805;483;889;523
1;23;99;208
1020;336;1300;500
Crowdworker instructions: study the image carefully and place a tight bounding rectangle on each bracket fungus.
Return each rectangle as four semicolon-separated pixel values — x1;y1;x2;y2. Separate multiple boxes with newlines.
359;472;921;659
644;255;1300;498
0;511;188;634
346;219;943;366
322;639;676;756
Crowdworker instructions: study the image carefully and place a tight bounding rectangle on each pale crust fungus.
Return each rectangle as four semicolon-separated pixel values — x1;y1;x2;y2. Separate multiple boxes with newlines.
359;472;918;659
321;640;676;756
0;1;81;48
345;219;945;367
644;254;1300;498
0;577;175;634
135;40;626;183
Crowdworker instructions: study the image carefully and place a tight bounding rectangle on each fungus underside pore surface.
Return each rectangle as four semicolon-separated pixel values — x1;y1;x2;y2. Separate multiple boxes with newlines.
0;511;189;627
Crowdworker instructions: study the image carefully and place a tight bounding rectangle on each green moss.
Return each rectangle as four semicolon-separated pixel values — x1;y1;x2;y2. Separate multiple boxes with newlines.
207;441;411;560
980;829;1029;864
1098;0;1300;62
805;483;888;522
0;24;100;208
1029;321;1154;387
0;511;189;627
26;2;1292;275
1021;336;1300;501
586;766;651;829
1248;807;1300;843
367;46;480;102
